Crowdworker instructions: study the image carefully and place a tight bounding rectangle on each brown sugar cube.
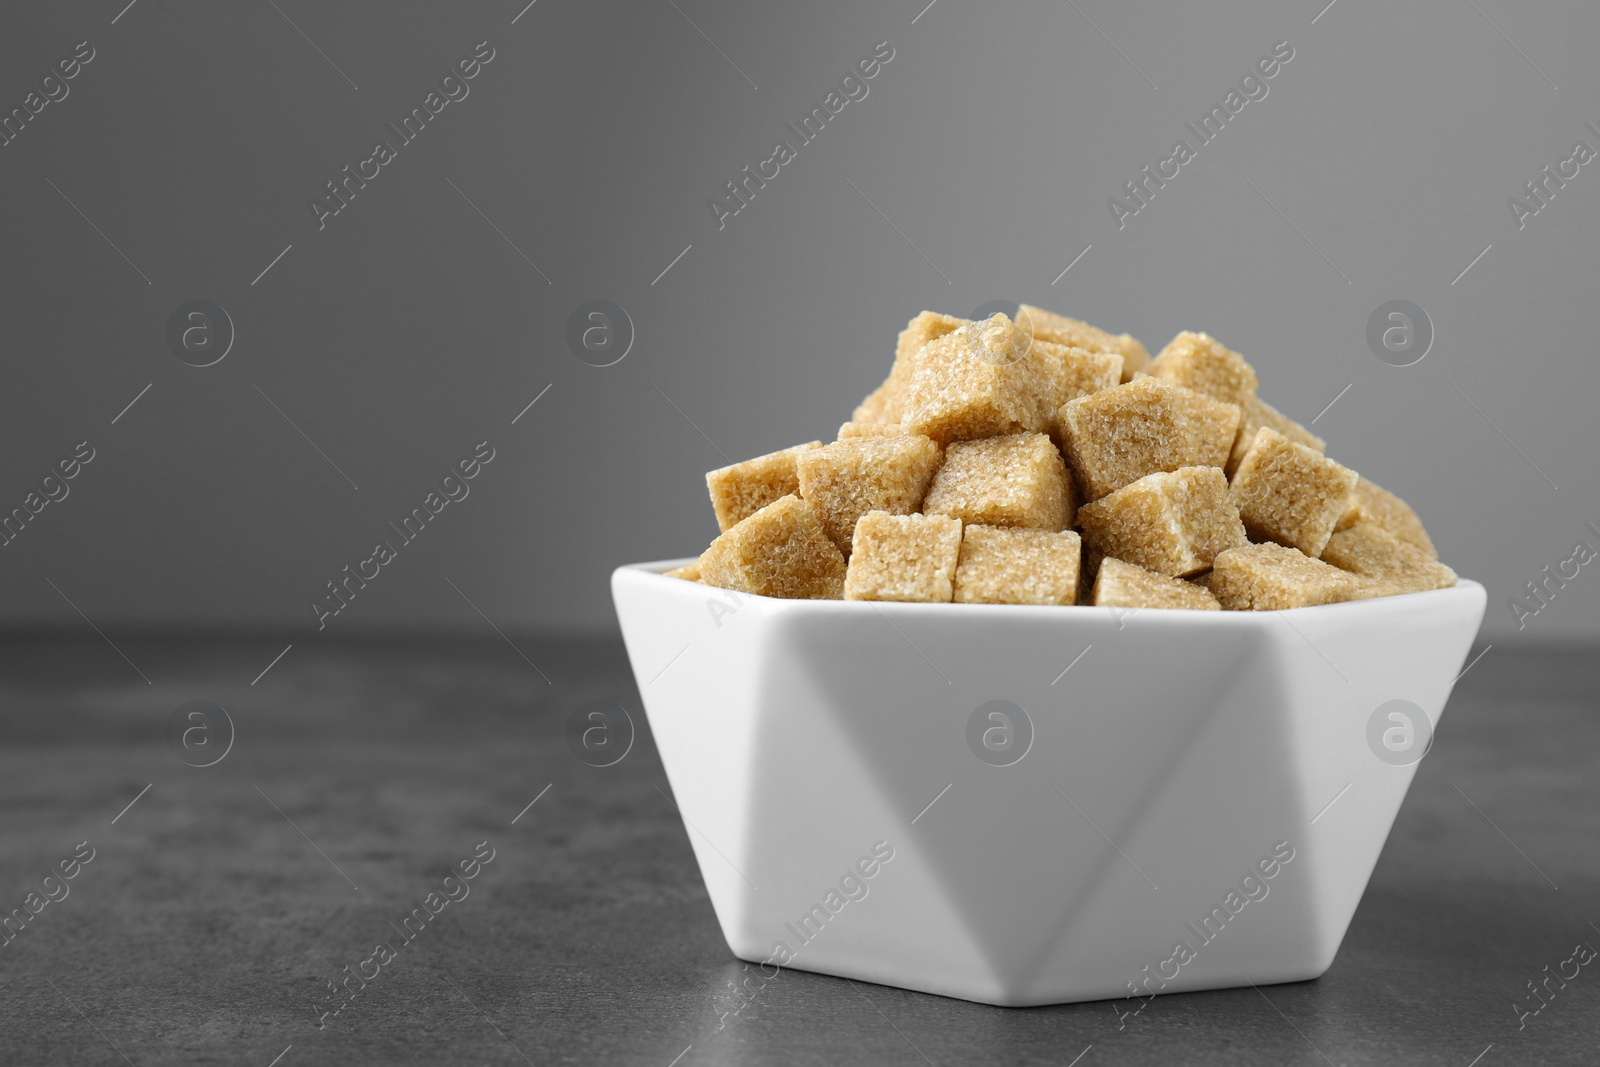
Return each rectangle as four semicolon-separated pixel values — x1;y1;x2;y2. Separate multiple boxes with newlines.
1091;557;1221;611
1321;522;1456;596
1227;396;1326;476
952;525;1082;605
797;434;942;555
1015;304;1118;352
1118;341;1152;380
663;561;701;582
1033;339;1123;410
705;441;822;533
852;379;897;426
1054;377;1242;500
1076;466;1247;577
1230;427;1358;557
853;310;968;424
1119;339;1152;379
837;421;908;440
852;379;896;425
699;495;845;599
1120;343;1158;382
901;314;1062;444
897;309;970;362
1208;543;1359;611
1335;476;1437;559
1017;304;1151;381
1147;331;1259;410
923;432;1076;531
844;511;963;603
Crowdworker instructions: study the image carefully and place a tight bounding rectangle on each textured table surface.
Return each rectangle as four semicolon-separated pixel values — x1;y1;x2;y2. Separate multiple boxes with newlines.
0;634;1595;1066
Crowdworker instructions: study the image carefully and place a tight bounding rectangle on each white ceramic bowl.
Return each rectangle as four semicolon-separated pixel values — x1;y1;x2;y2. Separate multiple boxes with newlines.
613;560;1486;1006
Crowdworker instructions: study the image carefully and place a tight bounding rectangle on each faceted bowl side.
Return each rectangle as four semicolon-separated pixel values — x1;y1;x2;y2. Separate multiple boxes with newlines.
613;562;1486;1006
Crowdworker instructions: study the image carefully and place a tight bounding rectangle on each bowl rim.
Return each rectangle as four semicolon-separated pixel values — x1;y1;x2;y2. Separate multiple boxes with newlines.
615;558;1485;623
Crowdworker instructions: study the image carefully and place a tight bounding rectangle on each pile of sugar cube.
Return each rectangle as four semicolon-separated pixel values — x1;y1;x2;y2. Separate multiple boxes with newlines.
668;305;1455;611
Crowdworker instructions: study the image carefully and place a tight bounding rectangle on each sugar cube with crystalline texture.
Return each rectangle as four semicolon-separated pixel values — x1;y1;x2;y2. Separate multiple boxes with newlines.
1033;339;1123;408
1227;396;1325;477
923;432;1076;531
1017;303;1151;381
1076;466;1247;577
1321;522;1457;595
1230;426;1358;557
684;308;1454;614
1208;543;1357;610
796;434;943;555
705;441;822;533
1091;556;1221;610
1147;331;1259;410
853;311;968;425
837;421;908;440
698;495;846;599
663;561;701;582
1054;377;1241;501
902;314;1062;444
952;525;1081;605
1335;476;1437;558
844;511;963;602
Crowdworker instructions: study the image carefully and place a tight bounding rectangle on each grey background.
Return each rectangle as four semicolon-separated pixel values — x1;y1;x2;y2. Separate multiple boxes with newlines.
2;0;1597;643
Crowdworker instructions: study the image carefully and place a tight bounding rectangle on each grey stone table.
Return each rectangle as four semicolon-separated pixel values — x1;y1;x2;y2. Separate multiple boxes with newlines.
0;634;1595;1066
